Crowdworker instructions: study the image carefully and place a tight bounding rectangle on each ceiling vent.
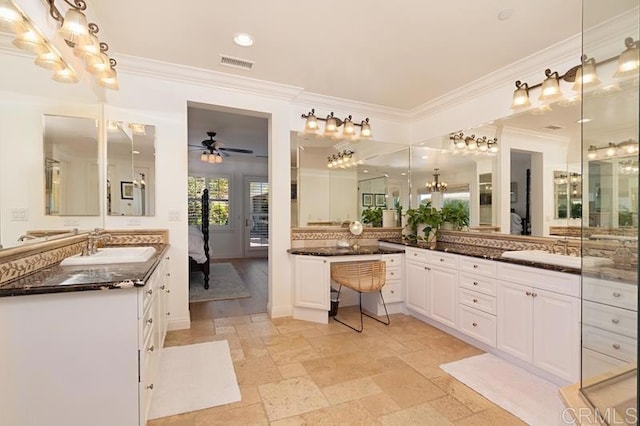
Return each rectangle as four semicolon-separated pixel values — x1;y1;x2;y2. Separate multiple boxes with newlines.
543;125;564;131
219;54;254;70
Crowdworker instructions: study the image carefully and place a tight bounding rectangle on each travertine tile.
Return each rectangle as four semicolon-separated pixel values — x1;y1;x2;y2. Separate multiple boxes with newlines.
370;367;447;408
215;325;236;335
250;313;270;322
454;406;527;425
431;375;495;412
229;348;245;362
380;401;455;425
321;376;383;405
239;337;270;359
302;351;387;387
262;333;313;354
429;395;474;421
147;412;196;426
234;321;279;339
277;362;308;379
194;402;268;425
300;400;381;425
233;356;283;387
258;376;330;420
359;392;402;417
269;416;305;426
213;315;252;327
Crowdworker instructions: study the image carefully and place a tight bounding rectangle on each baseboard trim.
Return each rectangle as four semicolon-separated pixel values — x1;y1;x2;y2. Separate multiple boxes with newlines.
167;316;190;331
269;305;292;318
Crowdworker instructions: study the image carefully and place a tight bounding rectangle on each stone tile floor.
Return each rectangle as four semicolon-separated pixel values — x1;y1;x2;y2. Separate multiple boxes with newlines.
149;309;525;425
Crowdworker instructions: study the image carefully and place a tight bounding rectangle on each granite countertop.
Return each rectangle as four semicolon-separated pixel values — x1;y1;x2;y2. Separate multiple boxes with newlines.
287;245;405;256
0;244;169;297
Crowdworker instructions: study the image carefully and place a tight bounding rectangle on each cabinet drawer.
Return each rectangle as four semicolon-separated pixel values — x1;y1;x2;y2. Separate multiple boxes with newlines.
382;254;403;267
459;272;496;296
386;266;401;281
459;256;496;278
459;288;496;315
458;305;496;347
405;247;428;263
583;277;637;311
381;281;402;303
583;300;637;338
582;325;637;362
428;251;458;269
497;262;580;297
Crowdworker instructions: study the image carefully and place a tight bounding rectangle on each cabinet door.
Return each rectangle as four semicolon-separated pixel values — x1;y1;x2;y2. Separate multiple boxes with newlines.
294;256;329;309
406;260;429;316
532;289;580;382
497;281;533;362
430;266;458;328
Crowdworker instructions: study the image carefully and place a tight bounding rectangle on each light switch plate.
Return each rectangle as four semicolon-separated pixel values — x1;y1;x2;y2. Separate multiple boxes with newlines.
10;208;28;221
168;210;180;222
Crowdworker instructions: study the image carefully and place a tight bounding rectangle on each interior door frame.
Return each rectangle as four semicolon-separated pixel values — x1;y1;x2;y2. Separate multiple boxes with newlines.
243;175;269;257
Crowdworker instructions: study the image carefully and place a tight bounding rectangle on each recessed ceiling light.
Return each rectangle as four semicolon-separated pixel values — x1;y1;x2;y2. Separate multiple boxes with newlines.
363;170;368;173
577;118;592;124
233;33;254;47
421;155;429;159
401;172;406;176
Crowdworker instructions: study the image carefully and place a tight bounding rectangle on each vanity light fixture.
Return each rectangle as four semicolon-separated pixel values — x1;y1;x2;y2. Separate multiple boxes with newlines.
510;38;639;111
129;123;146;135
586;139;639;160
326;150;361;168
302;109;372;141
426;168;447;192
449;132;499;155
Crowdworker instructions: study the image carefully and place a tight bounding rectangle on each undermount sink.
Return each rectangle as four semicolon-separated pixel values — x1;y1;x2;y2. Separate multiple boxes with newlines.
60;246;156;266
501;250;614;269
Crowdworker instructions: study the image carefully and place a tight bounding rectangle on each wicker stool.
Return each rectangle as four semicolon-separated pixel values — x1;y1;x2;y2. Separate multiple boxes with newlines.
330;260;390;332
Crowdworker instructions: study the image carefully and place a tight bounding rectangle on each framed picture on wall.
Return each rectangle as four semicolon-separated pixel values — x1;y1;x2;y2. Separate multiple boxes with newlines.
120;181;134;200
362;193;373;207
375;193;386;207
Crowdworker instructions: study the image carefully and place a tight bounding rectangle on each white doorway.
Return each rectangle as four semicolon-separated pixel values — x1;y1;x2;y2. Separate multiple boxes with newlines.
244;175;268;257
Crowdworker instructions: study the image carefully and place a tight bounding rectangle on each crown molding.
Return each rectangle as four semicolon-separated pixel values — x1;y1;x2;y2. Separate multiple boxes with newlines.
115;53;305;102
503;125;571;144
291;92;409;123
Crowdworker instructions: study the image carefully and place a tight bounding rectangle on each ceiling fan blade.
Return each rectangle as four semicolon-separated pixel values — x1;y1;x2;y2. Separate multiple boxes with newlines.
219;150;230;157
219;147;254;154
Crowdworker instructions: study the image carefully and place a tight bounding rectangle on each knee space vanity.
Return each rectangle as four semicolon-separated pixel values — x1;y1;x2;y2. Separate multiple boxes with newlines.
0;243;171;426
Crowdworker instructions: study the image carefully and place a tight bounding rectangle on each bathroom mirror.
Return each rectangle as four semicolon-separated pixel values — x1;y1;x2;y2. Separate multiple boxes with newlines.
291;132;409;227
43;115;100;216
106;122;156;216
554;170;582;219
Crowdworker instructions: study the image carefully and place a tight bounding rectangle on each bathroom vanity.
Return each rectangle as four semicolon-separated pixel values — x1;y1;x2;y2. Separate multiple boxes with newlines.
0;244;170;426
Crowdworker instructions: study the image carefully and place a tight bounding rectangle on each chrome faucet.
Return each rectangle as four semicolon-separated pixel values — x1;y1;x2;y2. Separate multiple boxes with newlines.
82;229;112;256
17;234;37;242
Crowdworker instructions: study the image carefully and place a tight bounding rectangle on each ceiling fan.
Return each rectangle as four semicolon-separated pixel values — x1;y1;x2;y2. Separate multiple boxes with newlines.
189;131;254;158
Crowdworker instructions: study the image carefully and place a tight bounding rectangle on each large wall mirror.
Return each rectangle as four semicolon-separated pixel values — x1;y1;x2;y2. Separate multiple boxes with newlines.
106;122;156;216
291;132;410;227
43;115;100;216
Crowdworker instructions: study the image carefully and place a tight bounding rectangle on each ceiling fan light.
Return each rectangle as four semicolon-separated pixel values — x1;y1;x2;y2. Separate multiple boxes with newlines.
208;153;216;164
215;154;223;163
200;152;208;162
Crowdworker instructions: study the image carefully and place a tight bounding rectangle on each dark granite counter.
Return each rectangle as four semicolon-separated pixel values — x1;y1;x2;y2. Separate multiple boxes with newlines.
0;244;169;297
288;245;404;256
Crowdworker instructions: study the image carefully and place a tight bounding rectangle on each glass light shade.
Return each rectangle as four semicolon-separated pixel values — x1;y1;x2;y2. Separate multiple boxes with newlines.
489;144;499;153
510;86;531;109
539;75;562;101
0;0;22;32
215;154;222;163
587;146;598;160
605;144;617;157
200;152;208;162
97;67;119;90
52;67;78;83
572;61;600;91
324;116;337;134
86;52;110;75
303;114;318;133
614;43;639;78
12;28;46;54
455;139;466;149
129;123;146;135
530;104;552;115
342;120;355;137
73;32;100;59
467;140;477;150
208;153;216;164
360;121;372;138
34;50;64;70
478;141;488;152
58;8;89;44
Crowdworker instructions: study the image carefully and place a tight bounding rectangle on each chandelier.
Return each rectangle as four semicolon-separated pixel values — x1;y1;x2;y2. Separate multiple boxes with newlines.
426;169;447;192
0;0;119;89
449;132;499;154
302;109;372;140
200;149;223;164
510;37;639;112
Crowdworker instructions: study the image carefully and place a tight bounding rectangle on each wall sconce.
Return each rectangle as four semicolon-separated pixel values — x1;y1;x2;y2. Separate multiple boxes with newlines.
511;37;639;111
45;0;119;90
426;168;447;192
327;150;361;168
449;132;499;154
302;109;372;140
586;139;638;160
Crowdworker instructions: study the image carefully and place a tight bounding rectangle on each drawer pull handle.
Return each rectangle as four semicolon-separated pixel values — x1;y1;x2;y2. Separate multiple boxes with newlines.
390;259;394;262
473;298;478;303
160;285;166;290
167;311;170;315
166;273;170;277
613;344;621;350
414;253;418;256
390;290;395;294
146;384;154;390
440;258;444;262
613;292;621;298
526;291;532;296
473;281;478;286
531;293;537;297
390;272;394;276
147;318;153;325
473;264;478;269
165;256;170;260
611;318;620;324
147;345;155;352
472;322;478;327
147;289;153;295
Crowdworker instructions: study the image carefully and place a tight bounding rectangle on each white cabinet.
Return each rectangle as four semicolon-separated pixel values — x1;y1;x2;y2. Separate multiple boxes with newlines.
405;250;430;316
457;256;497;347
497;275;580;383
430;264;458;328
362;253;404;316
0;254;170;426
294;256;329;310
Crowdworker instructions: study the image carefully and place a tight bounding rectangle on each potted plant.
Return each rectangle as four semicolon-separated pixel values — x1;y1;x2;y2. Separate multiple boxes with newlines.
361;207;383;227
394;199;403;227
404;201;443;244
441;200;470;231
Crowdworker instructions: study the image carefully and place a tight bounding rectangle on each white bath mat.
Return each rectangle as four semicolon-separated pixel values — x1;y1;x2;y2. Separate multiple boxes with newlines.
440;353;566;425
149;340;241;419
